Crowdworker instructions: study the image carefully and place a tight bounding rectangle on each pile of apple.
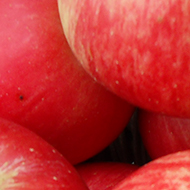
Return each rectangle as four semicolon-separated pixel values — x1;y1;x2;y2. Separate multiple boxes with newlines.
0;0;190;189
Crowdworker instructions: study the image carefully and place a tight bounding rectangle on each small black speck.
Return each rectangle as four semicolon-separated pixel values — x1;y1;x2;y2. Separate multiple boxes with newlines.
19;95;24;100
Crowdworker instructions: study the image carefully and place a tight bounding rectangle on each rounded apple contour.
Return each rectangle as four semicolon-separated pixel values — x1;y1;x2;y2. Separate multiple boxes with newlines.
76;162;138;190
113;150;190;190
58;0;190;118
0;118;89;190
0;0;134;164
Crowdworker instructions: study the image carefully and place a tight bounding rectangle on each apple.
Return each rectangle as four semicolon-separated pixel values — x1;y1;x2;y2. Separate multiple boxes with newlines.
138;109;190;160
113;150;190;190
58;0;190;118
0;0;134;164
76;162;138;190
0;118;89;189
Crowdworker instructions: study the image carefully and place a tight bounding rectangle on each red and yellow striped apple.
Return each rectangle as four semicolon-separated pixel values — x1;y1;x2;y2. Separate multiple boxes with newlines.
113;150;190;190
0;118;89;189
58;0;190;118
0;0;134;164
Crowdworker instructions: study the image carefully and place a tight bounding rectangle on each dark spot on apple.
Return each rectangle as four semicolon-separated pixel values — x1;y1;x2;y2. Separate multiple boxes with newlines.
19;95;24;101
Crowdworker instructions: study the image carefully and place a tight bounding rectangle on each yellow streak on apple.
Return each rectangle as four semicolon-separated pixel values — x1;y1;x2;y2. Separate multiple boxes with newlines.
0;158;25;189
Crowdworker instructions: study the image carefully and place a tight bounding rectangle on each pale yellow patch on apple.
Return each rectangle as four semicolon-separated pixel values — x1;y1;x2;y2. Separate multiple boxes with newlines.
57;0;84;49
0;158;26;189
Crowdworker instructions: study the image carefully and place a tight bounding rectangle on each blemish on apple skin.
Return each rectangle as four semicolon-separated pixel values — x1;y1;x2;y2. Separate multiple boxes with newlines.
110;30;114;36
29;148;35;152
157;16;164;23
115;80;119;85
93;172;97;176
21;162;25;166
52;149;56;154
88;48;93;61
151;184;155;188
115;60;119;65
141;71;144;75
53;176;58;181
19;95;24;101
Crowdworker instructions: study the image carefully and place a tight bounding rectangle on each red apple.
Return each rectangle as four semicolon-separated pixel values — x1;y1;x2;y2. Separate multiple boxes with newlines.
58;0;190;118
113;150;190;190
0;118;89;189
76;162;138;190
138;109;190;160
0;0;134;164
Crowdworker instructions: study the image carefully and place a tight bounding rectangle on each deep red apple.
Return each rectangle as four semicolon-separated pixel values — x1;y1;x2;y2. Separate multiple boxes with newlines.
0;118;89;189
76;162;138;190
58;0;190;118
138;109;190;160
0;0;134;164
113;150;190;190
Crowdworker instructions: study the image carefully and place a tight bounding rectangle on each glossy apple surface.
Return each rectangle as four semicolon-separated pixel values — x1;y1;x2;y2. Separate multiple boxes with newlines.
138;109;190;160
113;150;190;190
0;0;134;164
0;118;89;190
76;162;138;190
58;0;190;117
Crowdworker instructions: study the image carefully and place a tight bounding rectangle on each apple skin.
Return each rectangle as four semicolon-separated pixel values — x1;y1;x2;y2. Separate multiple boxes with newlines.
113;150;190;190
0;0;134;164
75;162;138;190
138;110;190;160
0;118;89;190
58;0;190;118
